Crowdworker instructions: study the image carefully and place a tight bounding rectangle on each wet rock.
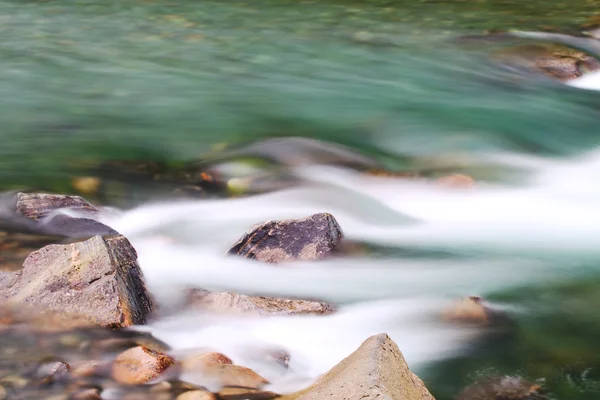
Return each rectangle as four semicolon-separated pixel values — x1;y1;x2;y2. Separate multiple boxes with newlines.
187;289;335;316
280;333;435;400
14;192;117;239
177;390;217;400
34;360;70;385
0;235;154;328
182;357;268;390
71;387;103;400
16;193;100;221
228;213;343;263
436;174;475;188
456;375;545;400
238;345;291;369
181;352;233;373
217;387;280;400
491;42;600;82
112;346;176;385
441;296;505;326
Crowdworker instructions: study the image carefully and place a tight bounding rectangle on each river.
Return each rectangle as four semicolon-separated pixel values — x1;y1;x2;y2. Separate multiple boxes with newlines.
2;0;600;399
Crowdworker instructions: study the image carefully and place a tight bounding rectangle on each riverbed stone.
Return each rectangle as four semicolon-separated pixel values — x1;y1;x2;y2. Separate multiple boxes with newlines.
228;213;343;263
280;333;435;400
112;346;176;385
456;375;545;400
14;192;117;239
177;390;217;400
16;193;100;221
0;235;154;328
217;387;279;400
187;289;335;316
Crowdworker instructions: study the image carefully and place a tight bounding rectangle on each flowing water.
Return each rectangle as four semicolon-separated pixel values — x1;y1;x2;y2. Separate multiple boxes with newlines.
3;0;600;399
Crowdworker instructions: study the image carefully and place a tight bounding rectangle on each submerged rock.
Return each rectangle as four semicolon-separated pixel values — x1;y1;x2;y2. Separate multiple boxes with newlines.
456;376;545;400
0;235;154;328
441;296;496;325
112;346;176;385
228;213;343;263
187;289;335;316
281;333;435;400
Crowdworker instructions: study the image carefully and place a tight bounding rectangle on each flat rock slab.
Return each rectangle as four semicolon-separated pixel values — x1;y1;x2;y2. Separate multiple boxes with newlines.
15;192;117;239
281;333;435;400
0;235;154;328
188;290;335;316
16;192;99;221
228;213;343;263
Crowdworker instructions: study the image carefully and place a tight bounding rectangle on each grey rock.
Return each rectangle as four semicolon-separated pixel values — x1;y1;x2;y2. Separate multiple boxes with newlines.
228;213;343;263
0;235;154;328
16;193;100;221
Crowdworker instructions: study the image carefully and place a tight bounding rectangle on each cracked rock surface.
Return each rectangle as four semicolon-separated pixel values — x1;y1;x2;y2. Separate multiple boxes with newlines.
0;235;154;328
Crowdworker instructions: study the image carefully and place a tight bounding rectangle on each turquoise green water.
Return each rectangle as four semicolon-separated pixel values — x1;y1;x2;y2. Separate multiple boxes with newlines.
3;1;600;399
2;0;600;193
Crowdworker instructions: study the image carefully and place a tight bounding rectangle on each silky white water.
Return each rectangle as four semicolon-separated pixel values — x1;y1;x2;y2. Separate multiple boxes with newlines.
88;89;600;392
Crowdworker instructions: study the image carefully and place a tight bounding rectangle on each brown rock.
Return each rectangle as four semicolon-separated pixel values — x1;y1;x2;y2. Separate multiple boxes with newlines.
177;390;217;400
456;375;545;400
187;290;335;316
112;346;176;385
441;296;504;326
181;352;233;372
0;235;154;328
436;174;474;188
228;213;343;263
191;364;269;389
280;333;435;400
16;193;99;221
71;387;103;400
218;387;280;400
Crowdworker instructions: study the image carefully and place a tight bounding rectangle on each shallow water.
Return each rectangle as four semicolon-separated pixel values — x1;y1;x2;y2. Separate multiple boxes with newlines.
3;0;600;399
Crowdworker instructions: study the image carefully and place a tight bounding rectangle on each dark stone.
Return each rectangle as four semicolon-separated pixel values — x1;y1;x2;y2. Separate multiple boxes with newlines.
41;214;118;238
228;213;343;263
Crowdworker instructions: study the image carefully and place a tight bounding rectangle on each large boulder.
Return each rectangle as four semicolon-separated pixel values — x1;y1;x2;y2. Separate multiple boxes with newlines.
228;213;343;263
0;235;154;328
281;333;435;400
187;290;335;316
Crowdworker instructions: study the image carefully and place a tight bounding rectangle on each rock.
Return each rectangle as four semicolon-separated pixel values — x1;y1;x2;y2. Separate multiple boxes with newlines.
0;235;154;328
456;376;545;400
112;346;176;385
71;387;103;400
187;289;335;316
16;193;99;221
280;333;435;400
177;390;217;400
436;174;475;188
228;213;343;263
14;192;117;239
181;352;233;372
441;296;505;326
186;363;269;390
217;387;280;400
34;360;70;385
